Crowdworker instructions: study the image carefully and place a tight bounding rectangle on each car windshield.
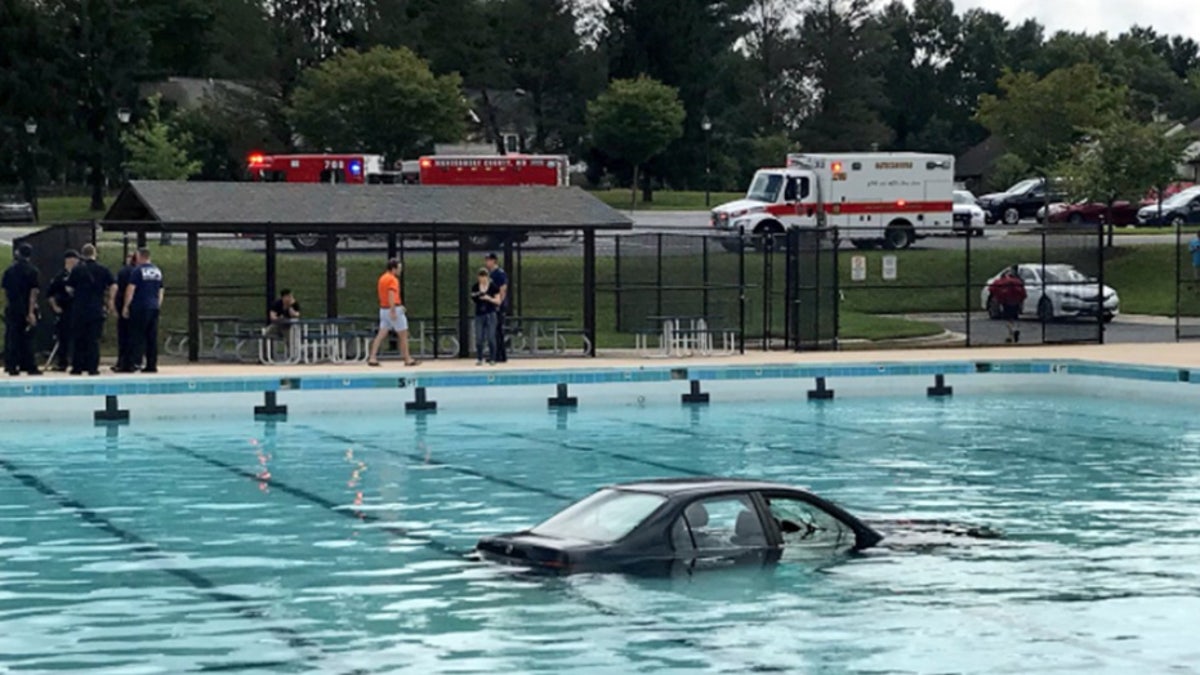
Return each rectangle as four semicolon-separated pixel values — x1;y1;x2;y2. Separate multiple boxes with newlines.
953;192;975;205
1161;189;1200;208
746;173;784;203
530;489;667;543
1041;266;1088;283
1006;178;1039;195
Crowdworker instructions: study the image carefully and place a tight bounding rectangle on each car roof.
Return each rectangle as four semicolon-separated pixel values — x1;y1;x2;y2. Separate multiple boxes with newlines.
609;477;807;496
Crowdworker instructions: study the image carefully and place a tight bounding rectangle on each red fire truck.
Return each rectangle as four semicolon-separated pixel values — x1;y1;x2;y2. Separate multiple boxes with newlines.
417;154;568;186
246;153;393;184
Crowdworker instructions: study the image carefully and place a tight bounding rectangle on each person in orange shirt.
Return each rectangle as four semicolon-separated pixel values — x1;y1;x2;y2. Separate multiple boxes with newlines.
368;258;417;366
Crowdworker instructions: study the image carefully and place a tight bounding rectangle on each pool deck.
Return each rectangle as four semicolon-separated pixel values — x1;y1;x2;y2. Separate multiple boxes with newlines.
17;342;1200;380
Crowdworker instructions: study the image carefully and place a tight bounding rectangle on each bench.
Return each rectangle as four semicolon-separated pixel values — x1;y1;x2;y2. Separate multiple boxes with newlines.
212;328;268;362
550;327;593;355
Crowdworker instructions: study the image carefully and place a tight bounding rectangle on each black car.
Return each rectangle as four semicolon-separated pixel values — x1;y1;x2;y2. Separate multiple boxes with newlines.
475;478;884;576
978;178;1064;225
1136;188;1200;226
0;194;35;223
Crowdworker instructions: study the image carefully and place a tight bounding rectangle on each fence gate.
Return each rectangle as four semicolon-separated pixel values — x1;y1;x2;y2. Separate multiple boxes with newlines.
786;227;838;350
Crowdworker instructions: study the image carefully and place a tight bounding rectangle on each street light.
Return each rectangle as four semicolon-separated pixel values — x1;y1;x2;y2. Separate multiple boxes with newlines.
23;118;38;222
702;116;713;207
117;107;131;125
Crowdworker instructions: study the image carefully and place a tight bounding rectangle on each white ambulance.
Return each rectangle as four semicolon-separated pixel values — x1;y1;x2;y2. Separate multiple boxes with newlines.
710;152;955;249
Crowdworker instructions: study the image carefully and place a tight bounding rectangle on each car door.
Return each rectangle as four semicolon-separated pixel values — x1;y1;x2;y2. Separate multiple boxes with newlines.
670;493;770;571
1020;184;1045;218
1188;197;1200;224
1017;266;1041;314
759;492;863;559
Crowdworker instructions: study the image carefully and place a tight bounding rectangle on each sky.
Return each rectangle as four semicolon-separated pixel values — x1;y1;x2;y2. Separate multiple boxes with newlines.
945;0;1200;40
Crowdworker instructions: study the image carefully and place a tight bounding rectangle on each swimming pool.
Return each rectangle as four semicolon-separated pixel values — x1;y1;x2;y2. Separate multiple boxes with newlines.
2;391;1199;673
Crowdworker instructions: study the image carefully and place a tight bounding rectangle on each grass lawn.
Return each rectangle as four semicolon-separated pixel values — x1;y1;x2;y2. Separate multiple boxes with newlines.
37;196;106;224
839;312;943;341
589;188;743;211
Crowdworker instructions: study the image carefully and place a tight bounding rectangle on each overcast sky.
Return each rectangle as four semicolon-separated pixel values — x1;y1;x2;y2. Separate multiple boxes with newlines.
944;0;1200;40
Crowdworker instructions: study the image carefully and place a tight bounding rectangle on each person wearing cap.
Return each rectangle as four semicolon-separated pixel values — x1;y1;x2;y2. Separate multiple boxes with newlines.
46;249;80;371
483;252;509;362
367;258;417;367
66;243;116;375
2;243;42;376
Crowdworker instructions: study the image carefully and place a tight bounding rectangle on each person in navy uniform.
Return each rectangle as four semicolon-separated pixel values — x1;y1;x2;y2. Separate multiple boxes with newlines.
46;249;80;371
484;253;509;362
66;243;116;375
2;243;42;376
120;247;164;373
112;251;137;372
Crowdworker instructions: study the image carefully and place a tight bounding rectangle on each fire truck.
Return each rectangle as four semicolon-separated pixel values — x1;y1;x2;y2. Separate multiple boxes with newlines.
418;154;568;186
244;152;569;249
710;152;955;250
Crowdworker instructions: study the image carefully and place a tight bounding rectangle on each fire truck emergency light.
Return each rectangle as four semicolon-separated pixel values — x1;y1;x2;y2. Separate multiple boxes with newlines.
349;160;362;176
248;153;265;165
831;161;843;173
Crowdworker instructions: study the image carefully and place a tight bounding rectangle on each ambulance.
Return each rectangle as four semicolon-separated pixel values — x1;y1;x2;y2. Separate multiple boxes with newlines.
710;152;955;249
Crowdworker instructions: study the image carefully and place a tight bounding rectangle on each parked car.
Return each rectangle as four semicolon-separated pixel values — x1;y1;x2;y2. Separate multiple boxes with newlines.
475;478;884;576
1136;186;1200;226
0;194;35;223
952;190;986;236
978;178;1065;225
981;263;1119;323
1046;199;1139;226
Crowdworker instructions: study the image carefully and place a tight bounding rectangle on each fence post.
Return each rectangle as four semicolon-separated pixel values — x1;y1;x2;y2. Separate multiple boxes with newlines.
614;235;623;332
1097;221;1105;345
702;236;710;321
656;232;664;318
738;226;746;354
1176;224;1182;342
832;227;840;350
1040;226;1047;344
965;219;972;347
432;236;439;359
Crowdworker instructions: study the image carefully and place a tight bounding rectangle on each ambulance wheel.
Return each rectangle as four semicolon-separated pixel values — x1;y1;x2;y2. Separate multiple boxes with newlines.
883;224;914;250
752;223;785;251
850;239;875;250
291;235;333;251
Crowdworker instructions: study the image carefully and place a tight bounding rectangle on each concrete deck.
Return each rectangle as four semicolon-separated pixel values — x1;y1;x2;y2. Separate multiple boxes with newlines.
21;342;1200;380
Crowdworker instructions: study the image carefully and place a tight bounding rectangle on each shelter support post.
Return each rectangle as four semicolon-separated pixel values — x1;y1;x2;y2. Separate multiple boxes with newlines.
387;232;398;260
136;231;147;248
265;225;277;321
325;238;337;318
583;229;596;357
457;234;470;358
187;232;199;362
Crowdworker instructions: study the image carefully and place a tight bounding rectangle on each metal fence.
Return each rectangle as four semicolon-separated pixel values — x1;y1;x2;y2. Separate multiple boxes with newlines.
609;223;1109;351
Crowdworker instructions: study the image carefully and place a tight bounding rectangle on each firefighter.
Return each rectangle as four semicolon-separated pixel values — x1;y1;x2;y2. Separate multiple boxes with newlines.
46;249;80;371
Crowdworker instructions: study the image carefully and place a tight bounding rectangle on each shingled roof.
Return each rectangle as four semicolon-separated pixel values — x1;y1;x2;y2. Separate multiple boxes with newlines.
103;181;633;233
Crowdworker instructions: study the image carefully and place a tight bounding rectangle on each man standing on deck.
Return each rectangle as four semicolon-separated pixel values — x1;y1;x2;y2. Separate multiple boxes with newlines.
112;252;137;372
121;248;164;373
46;250;80;371
2;243;42;376
484;253;509;362
367;258;417;367
66;243;116;375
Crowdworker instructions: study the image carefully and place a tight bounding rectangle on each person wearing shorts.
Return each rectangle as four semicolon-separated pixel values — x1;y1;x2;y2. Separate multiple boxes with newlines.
368;258;417;366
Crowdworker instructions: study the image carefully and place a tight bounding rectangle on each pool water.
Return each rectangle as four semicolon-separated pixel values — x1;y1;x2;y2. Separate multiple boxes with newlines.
2;393;1200;673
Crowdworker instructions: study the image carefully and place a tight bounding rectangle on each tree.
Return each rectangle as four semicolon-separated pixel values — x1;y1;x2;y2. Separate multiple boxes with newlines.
121;96;201;180
1055;118;1193;246
174;85;283;180
587;77;686;209
288;46;468;163
976;63;1126;174
794;0;891;151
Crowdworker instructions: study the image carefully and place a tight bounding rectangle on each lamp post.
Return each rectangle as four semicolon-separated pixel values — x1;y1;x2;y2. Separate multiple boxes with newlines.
117;107;131;187
23;117;38;223
702;115;712;207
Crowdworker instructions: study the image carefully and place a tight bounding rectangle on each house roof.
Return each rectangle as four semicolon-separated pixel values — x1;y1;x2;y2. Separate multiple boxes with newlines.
138;77;256;109
955;136;1006;179
102;181;633;233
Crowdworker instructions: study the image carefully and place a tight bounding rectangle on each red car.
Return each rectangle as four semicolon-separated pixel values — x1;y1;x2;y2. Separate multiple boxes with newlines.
1046;200;1139;226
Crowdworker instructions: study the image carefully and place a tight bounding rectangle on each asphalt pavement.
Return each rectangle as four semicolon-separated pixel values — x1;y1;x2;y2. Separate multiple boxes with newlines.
905;312;1195;345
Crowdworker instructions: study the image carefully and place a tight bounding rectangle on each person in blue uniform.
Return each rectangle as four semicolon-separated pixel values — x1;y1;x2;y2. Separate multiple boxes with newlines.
121;248;164;373
113;251;137;371
484;253;509;362
66;243;116;375
46;249;79;371
2;243;42;376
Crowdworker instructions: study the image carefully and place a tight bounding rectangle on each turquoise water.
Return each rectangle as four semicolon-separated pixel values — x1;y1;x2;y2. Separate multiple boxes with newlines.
2;393;1200;673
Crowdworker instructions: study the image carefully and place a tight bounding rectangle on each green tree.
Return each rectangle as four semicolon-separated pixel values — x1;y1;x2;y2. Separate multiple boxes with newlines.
986;153;1031;192
976;63;1126;174
174;85;284;180
121;96;201;180
587;76;686;209
288;47;468;163
1055;118;1193;246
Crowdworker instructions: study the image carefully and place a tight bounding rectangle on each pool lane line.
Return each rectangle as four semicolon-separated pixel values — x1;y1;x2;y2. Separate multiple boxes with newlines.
139;433;475;559
0;455;367;675
458;422;709;477
296;425;576;502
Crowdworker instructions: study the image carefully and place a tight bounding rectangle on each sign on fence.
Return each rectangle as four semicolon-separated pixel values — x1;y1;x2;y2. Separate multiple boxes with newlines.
882;255;897;281
337;266;347;289
851;255;867;281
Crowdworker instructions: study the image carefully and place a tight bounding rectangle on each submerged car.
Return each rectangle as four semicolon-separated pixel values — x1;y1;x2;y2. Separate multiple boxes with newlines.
475;478;884;575
981;263;1119;323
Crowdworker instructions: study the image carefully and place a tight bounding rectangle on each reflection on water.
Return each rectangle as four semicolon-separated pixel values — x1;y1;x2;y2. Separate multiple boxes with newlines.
1;393;1199;673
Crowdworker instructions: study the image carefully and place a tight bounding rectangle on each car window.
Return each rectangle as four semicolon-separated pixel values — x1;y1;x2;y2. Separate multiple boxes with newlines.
746;173;783;203
953;191;975;205
784;177;798;201
764;496;855;552
673;495;766;551
1017;267;1038;283
1042;267;1086;283
1006;179;1038;195
530;489;666;543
